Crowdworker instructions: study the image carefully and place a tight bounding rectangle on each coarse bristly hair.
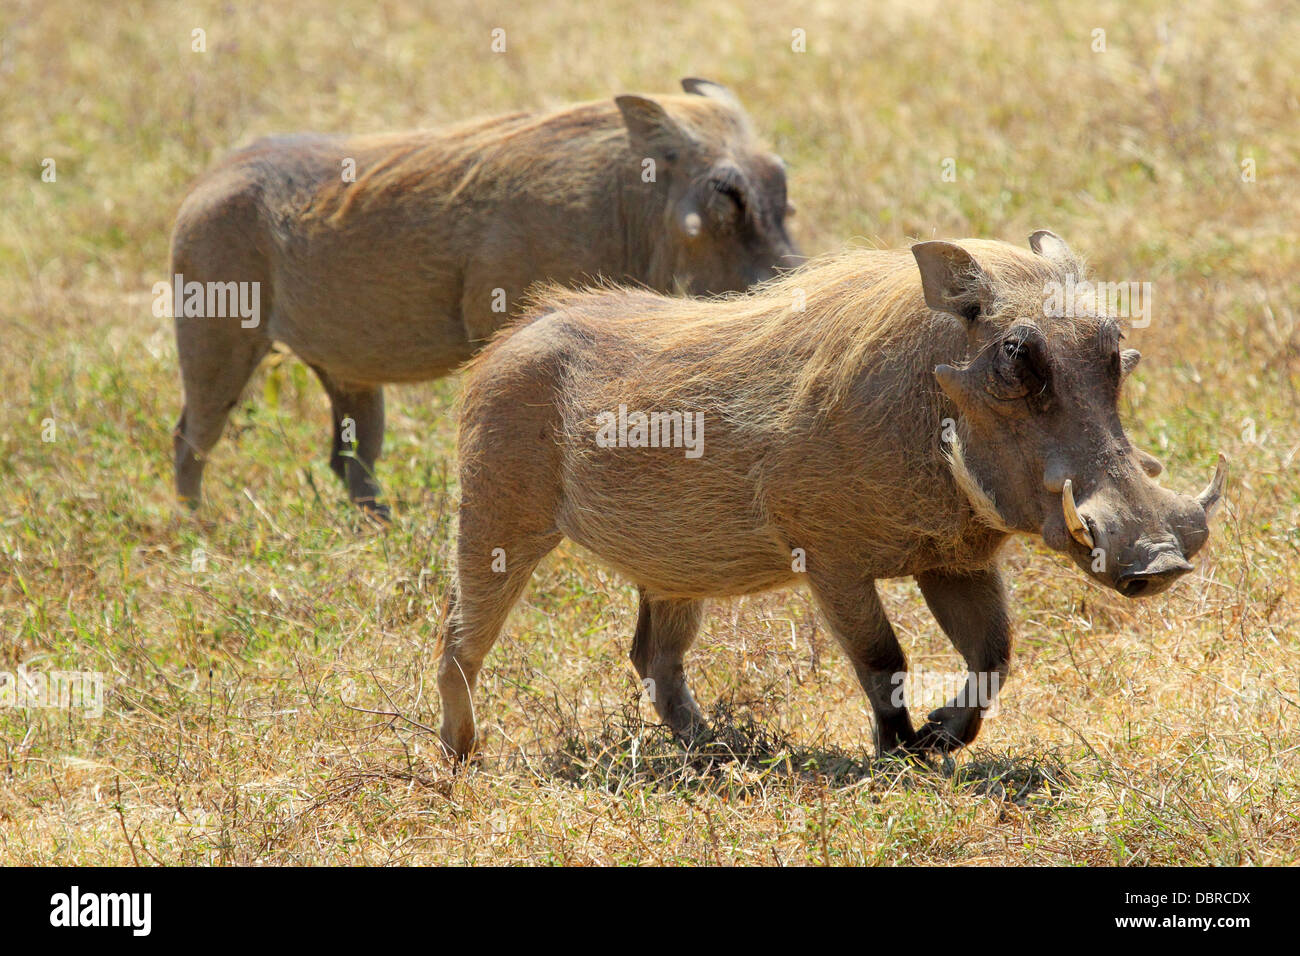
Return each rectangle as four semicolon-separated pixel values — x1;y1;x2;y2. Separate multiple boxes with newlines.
440;236;1131;762
304;94;756;223
513;239;1091;423
478;239;1097;550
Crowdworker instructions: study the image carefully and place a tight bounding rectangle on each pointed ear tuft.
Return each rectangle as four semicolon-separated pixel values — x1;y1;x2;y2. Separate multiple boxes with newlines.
912;241;993;322
616;94;692;161
1029;229;1074;264
680;77;742;110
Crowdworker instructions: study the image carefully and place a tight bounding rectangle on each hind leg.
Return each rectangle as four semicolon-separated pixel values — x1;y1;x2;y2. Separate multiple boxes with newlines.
629;587;708;742
438;528;559;759
311;367;388;518
174;324;271;507
170;186;272;510
438;316;570;759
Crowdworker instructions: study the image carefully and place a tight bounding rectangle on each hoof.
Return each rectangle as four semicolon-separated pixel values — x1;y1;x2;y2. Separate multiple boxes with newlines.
671;718;714;751
355;498;392;524
912;707;981;753
912;721;967;753
873;710;920;757
437;732;478;767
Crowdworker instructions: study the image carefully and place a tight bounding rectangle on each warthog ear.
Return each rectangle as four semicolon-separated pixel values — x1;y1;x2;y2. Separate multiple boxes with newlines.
616;95;694;163
1029;229;1074;264
1121;348;1141;378
681;77;743;110
912;240;993;322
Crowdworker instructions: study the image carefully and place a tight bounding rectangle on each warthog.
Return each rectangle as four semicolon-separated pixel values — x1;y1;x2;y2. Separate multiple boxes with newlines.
169;79;798;517
438;231;1226;759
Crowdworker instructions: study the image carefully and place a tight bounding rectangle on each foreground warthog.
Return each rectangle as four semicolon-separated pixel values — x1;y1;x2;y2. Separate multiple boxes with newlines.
169;79;797;516
438;231;1227;758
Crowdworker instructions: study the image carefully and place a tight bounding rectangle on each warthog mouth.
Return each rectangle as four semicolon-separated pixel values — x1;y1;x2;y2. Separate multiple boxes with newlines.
1114;548;1195;597
944;436;1228;599
1058;453;1228;599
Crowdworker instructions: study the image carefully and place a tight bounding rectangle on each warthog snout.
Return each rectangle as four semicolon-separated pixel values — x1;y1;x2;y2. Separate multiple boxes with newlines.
1115;548;1194;598
743;244;803;288
1055;453;1226;598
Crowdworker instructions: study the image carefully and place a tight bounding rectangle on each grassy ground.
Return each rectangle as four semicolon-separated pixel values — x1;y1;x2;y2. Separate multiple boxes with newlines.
1;0;1297;864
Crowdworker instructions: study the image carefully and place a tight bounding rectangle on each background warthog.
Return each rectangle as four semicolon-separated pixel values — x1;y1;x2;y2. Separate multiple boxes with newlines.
439;232;1226;759
169;78;798;517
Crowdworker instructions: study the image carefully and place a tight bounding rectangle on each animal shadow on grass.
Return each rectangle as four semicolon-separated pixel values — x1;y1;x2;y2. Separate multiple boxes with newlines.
538;695;1075;807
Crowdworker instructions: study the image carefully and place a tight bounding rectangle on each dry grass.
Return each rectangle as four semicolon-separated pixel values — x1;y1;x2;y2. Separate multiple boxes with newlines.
1;0;1297;864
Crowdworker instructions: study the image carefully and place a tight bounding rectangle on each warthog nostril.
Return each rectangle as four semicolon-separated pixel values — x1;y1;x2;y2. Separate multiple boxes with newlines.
1116;555;1194;598
1118;577;1151;597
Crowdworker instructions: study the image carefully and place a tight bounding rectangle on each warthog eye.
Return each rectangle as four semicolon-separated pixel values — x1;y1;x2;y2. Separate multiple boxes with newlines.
699;164;749;229
710;180;744;220
992;327;1052;402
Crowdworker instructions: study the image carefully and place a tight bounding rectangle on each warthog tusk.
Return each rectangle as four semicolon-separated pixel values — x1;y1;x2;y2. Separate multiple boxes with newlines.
1197;452;1229;520
1062;480;1094;549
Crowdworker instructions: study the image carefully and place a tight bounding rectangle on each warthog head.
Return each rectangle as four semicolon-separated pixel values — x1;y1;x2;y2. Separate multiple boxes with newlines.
915;231;1226;598
616;78;800;294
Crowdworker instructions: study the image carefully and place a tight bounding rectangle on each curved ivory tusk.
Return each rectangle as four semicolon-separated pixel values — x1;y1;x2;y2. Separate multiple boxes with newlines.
1197;452;1229;520
1062;480;1094;549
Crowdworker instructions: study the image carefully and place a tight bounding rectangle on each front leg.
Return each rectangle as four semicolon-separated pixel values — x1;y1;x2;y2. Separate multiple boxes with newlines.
313;367;389;519
808;572;918;755
913;566;1012;753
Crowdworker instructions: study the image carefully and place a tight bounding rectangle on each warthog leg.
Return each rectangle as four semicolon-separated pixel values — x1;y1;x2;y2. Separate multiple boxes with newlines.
439;328;568;761
311;367;388;520
913;567;1012;753
174;330;271;508
437;527;562;761
809;575;919;755
629;587;709;743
